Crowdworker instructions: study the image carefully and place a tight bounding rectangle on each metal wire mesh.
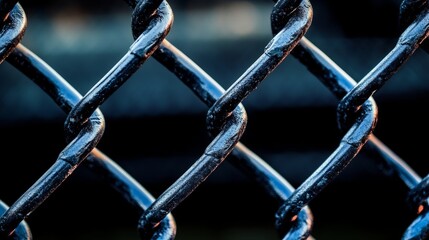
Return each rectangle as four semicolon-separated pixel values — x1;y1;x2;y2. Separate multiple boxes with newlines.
0;0;428;239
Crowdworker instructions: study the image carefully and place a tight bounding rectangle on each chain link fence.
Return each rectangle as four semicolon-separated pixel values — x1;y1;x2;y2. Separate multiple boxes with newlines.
0;0;429;239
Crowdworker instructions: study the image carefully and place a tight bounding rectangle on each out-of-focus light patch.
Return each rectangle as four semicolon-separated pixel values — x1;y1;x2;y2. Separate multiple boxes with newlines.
181;1;271;41
34;8;133;54
51;7;89;50
214;2;259;37
21;2;273;54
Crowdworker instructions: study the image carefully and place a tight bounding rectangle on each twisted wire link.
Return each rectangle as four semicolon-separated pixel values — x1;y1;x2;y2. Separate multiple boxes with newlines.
151;40;314;239
0;0;175;238
274;0;429;237
64;0;172;138
0;58;106;237
280;0;429;238
333;0;429;238
135;0;312;238
206;0;312;136
273;0;429;238
274;44;378;236
337;0;429;130
283;36;413;235
5;43;176;239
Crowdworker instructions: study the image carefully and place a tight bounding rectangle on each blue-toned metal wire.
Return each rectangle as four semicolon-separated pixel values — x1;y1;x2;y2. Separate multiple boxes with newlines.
277;0;429;237
135;0;313;238
0;201;31;239
64;0;173;138
5;43;176;239
206;0;312;136
0;53;106;237
0;0;175;238
0;2;25;63
152;40;314;239
336;1;429;131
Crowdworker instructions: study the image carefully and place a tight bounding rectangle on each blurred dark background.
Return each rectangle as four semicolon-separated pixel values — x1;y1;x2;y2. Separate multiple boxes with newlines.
1;0;428;239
